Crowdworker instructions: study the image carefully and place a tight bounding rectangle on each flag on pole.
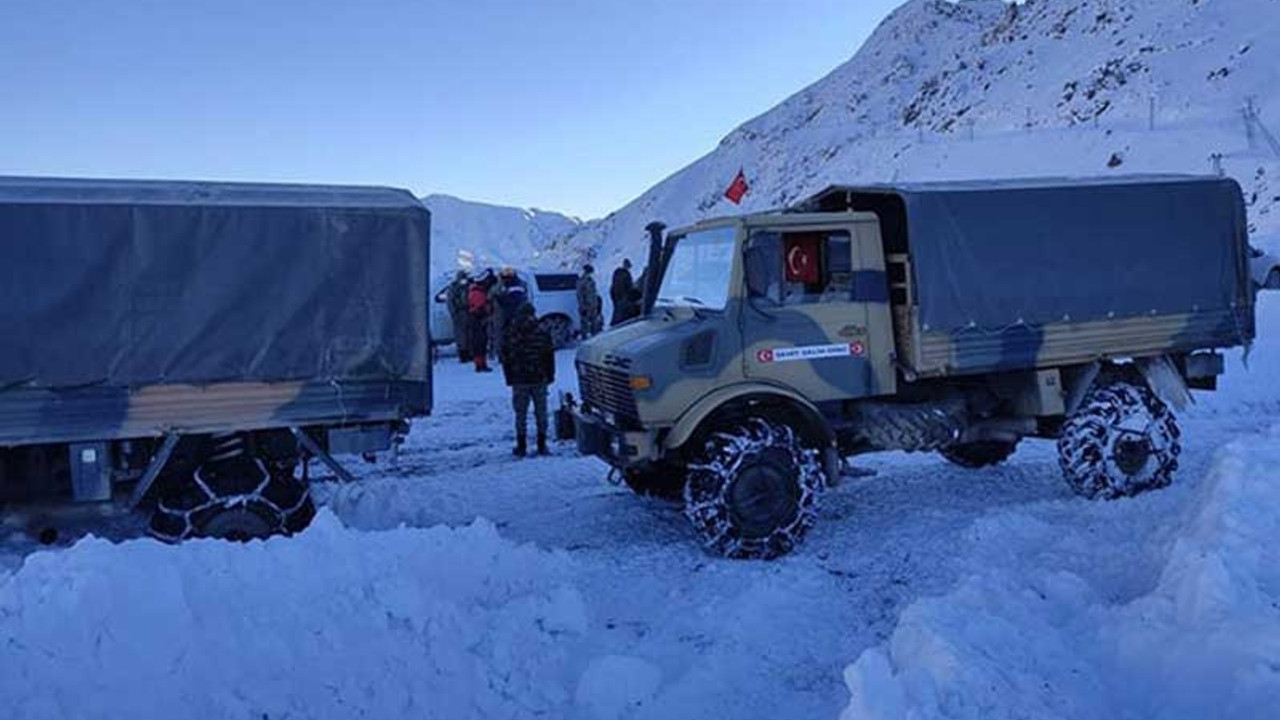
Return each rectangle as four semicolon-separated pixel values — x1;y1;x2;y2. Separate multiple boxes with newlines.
724;169;749;205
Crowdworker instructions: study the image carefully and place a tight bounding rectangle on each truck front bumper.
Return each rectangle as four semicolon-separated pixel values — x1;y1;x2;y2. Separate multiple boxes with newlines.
573;410;662;468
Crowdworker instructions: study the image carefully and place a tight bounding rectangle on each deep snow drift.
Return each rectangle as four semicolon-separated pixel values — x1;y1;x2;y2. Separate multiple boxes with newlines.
842;427;1280;720
1;516;589;720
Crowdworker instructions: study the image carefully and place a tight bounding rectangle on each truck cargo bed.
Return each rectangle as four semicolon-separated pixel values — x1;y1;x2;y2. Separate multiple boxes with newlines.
802;176;1254;377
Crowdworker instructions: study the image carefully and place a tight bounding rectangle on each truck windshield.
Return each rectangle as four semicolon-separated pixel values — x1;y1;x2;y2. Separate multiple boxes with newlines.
655;226;736;311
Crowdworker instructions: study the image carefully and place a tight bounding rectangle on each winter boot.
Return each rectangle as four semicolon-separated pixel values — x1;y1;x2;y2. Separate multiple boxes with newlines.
513;435;527;458
475;355;492;373
536;434;550;456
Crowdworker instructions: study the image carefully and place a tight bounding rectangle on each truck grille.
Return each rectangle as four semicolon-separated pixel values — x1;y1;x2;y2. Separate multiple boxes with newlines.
577;361;639;423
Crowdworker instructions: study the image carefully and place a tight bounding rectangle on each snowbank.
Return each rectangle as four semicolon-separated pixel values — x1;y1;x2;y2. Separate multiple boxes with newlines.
841;426;1280;720
0;513;589;720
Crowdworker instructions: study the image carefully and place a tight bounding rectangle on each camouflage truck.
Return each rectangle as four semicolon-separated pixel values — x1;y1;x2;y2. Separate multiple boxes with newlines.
0;177;431;542
572;176;1254;559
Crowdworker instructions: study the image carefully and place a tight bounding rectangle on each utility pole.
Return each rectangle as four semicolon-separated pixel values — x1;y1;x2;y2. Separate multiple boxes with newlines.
1148;96;1156;131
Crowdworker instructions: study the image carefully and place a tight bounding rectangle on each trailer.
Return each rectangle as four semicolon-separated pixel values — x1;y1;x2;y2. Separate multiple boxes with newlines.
0;176;431;541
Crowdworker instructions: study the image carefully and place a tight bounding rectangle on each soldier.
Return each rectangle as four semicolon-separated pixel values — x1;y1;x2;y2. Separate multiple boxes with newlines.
446;270;473;363
610;258;638;327
576;263;603;337
467;270;495;373
501;301;555;457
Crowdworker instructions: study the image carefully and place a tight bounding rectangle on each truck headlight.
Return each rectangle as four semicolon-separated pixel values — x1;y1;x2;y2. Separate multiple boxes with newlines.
630;375;653;391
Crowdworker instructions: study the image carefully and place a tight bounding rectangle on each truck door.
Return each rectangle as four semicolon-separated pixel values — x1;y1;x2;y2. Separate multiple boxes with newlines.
741;225;887;402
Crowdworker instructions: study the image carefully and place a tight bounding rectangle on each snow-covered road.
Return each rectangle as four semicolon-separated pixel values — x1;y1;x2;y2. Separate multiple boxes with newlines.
2;296;1278;720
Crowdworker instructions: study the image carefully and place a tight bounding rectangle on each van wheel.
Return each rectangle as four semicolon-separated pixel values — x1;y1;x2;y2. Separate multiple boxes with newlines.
539;314;574;349
940;440;1019;469
149;436;315;542
623;463;685;501
684;418;824;560
1058;380;1181;500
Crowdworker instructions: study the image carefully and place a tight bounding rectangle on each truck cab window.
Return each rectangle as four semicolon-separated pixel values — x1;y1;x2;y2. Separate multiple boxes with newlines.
746;230;853;305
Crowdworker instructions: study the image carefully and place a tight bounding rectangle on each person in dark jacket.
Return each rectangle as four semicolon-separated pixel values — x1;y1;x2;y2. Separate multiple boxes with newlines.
610;259;640;326
446;270;473;362
491;266;529;360
467;270;496;373
501;301;555;456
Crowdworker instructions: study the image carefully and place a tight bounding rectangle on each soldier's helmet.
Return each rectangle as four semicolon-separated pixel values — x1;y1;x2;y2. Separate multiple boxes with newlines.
583;263;594;274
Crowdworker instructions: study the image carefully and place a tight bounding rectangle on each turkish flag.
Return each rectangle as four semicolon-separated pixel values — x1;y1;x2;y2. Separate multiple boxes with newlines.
785;235;821;284
724;169;749;205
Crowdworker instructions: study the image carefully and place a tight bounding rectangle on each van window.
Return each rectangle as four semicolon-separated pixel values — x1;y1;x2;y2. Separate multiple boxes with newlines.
534;273;579;292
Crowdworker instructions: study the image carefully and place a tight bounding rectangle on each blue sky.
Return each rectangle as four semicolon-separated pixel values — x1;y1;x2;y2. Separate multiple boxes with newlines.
0;0;901;218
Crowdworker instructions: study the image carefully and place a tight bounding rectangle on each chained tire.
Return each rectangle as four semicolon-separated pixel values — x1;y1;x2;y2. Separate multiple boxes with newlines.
623;462;685;501
149;435;316;543
940;440;1019;469
683;418;824;560
1057;380;1181;500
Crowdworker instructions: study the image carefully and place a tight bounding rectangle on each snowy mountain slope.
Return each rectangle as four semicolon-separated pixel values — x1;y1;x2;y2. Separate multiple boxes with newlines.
548;0;1280;268
423;193;581;273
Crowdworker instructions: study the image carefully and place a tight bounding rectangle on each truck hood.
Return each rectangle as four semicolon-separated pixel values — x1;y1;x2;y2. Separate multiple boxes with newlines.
575;312;711;369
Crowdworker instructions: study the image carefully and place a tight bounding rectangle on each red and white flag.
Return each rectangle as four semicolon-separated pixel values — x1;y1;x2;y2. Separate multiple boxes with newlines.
724;168;749;205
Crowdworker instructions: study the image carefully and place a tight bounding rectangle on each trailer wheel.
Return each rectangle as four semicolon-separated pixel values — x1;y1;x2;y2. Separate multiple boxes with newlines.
683;418;824;560
1057;380;1181;500
940;440;1019;469
623;463;685;501
149;437;315;542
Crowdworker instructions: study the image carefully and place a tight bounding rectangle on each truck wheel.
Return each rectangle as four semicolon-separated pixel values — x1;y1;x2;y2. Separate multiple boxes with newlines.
149;438;316;542
623;463;685;501
940;440;1018;469
539;314;574;349
1057;380;1181;500
683;418;824;560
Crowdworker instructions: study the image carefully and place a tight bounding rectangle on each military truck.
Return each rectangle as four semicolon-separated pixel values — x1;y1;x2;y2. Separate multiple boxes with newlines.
0;177;431;542
572;176;1254;559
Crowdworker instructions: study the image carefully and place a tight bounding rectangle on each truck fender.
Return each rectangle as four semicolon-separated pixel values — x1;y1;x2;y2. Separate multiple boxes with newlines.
664;383;836;454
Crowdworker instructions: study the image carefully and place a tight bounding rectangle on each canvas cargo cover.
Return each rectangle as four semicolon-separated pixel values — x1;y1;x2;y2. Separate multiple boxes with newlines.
802;176;1253;342
0;176;430;389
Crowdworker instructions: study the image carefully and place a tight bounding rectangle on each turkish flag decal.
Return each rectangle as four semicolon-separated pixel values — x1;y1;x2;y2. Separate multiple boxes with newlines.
724;169;749;205
785;235;821;284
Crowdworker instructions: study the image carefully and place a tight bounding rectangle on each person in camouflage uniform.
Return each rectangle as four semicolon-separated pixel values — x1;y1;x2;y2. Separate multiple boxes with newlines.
501;301;555;457
446;270;473;362
576;264;603;338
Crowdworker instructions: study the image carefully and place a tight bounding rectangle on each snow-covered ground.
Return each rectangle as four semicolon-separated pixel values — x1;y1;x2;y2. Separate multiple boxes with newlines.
2;295;1277;720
